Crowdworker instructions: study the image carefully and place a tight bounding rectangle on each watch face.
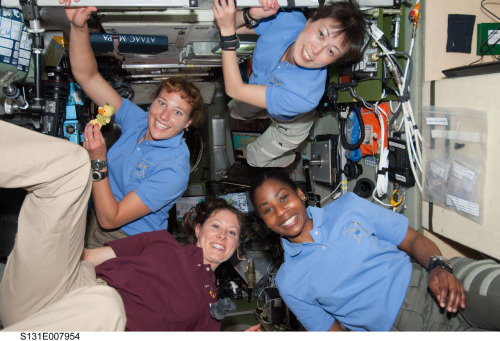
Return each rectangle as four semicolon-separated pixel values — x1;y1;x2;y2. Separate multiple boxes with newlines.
92;171;101;182
429;256;453;274
442;260;453;272
92;170;107;182
91;159;106;171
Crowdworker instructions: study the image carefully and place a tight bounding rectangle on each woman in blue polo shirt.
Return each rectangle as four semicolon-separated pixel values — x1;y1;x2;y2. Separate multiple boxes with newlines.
213;0;366;167
66;7;205;248
248;170;500;331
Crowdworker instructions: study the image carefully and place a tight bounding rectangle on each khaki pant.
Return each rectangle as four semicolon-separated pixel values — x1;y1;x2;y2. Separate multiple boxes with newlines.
0;121;126;331
229;99;315;168
85;209;128;249
391;259;500;331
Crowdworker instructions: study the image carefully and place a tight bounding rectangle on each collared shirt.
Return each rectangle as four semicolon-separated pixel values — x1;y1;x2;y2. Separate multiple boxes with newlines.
276;192;413;331
251;10;327;121
106;98;190;236
96;230;220;331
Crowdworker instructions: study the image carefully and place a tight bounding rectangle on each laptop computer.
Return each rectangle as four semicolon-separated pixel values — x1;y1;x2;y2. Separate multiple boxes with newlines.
220;131;263;189
218;192;254;213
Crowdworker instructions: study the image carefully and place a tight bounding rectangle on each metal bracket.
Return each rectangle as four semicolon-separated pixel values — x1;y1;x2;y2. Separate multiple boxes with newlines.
310;140;333;184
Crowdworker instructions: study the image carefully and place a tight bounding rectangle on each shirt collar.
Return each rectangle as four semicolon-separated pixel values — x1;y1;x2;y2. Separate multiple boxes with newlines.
309;206;324;227
281;206;324;257
184;244;216;278
137;128;185;148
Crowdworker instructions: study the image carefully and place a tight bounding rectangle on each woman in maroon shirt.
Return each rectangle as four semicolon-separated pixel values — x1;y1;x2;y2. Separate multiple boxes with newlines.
85;198;256;331
0;126;258;331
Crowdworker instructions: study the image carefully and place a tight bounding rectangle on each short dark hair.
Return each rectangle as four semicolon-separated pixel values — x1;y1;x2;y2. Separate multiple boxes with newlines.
309;0;367;65
180;198;246;244
248;169;299;210
151;76;205;127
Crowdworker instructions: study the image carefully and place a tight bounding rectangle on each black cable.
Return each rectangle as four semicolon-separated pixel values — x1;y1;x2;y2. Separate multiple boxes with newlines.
381;35;394;51
472;1;500;63
374;34;413;96
339;104;365;151
387;50;407;80
357;77;399;95
394;51;412;86
388;52;413;131
469;55;484;66
482;0;500;21
472;28;500;64
476;24;500;58
483;33;500;61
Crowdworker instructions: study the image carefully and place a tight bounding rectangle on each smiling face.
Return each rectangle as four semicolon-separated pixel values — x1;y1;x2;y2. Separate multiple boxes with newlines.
253;179;314;244
195;209;241;270
288;17;348;69
144;89;193;141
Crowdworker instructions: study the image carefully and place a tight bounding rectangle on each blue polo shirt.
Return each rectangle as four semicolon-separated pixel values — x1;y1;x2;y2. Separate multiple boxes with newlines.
251;11;327;121
106;98;190;236
276;192;413;331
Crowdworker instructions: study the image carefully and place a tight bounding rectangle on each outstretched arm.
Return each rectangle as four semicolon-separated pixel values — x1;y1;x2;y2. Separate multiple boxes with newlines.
234;0;279;35
66;6;122;110
397;227;466;313
213;0;278;108
82;246;116;267
59;0;78;5
66;7;152;229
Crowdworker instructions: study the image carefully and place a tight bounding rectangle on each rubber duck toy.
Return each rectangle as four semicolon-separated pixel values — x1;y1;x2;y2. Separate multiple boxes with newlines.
90;104;116;128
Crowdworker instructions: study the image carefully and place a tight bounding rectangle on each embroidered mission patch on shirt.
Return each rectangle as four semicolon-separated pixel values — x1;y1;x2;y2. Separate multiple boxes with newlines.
134;160;149;178
344;221;370;245
204;284;216;299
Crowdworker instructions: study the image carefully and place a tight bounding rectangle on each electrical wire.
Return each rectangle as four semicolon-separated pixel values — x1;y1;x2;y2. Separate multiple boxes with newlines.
351;29;395;200
339;104;365;151
359;99;391;201
346;85;391;202
320;181;342;206
390;188;403;207
394;187;408;214
482;0;500;21
358;76;400;95
368;15;424;193
473;23;500;63
371;183;393;207
470;1;500;64
373;103;390;198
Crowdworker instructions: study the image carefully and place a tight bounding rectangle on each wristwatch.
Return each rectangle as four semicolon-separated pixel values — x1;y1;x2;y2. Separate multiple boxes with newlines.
243;8;259;27
220;34;240;51
92;170;108;182
91;159;107;171
427;255;454;274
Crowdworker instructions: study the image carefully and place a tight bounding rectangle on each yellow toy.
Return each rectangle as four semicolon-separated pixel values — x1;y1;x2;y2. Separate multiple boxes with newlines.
90;104;116;128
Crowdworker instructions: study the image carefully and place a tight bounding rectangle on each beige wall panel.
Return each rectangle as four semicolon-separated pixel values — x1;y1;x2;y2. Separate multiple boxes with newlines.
424;0;500;81
422;73;500;259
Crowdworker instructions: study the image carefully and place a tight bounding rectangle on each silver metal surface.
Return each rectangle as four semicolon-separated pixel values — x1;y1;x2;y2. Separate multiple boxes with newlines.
311;140;333;184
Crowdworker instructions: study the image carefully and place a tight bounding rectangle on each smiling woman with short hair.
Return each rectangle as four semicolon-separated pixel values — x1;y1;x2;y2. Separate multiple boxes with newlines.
213;0;366;168
66;6;205;248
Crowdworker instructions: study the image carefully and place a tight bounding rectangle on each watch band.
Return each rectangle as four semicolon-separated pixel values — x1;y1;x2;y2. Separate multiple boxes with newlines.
91;159;107;171
92;170;108;182
427;255;454;274
243;8;259;27
220;34;240;51
220;34;238;42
